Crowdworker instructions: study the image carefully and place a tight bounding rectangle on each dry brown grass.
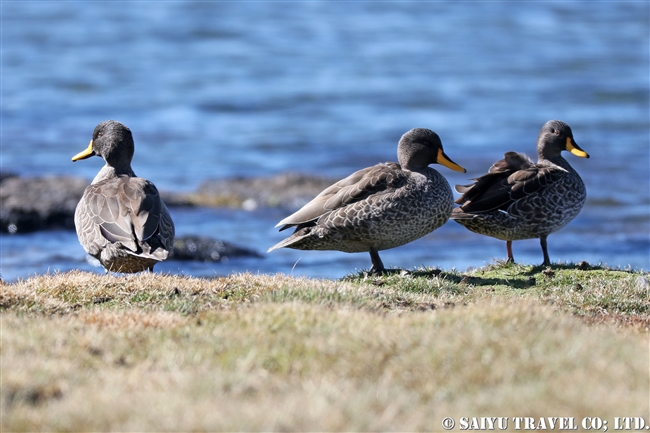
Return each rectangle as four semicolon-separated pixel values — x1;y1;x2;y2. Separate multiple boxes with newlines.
1;267;649;431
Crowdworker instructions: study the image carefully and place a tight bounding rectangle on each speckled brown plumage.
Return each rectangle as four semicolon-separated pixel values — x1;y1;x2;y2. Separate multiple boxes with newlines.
452;120;589;265
72;120;175;273
268;128;466;274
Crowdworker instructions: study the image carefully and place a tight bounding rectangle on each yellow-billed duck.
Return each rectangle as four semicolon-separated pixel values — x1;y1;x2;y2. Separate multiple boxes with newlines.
72;120;175;273
452;120;589;265
268;128;465;274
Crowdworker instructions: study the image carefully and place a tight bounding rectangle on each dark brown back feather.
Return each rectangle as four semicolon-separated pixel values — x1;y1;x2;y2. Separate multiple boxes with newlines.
455;152;568;213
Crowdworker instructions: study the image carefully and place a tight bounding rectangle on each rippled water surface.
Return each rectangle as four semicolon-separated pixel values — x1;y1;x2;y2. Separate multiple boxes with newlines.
1;2;648;281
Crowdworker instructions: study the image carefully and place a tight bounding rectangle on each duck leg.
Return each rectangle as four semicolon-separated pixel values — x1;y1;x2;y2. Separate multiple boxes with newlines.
369;247;385;275
540;235;551;266
506;240;515;263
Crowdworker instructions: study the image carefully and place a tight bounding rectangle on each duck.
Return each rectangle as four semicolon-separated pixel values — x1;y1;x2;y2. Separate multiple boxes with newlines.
268;128;466;274
451;120;589;266
72;120;175;273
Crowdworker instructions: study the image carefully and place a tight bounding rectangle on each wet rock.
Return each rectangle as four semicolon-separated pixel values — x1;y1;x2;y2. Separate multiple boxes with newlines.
0;175;87;233
0;174;198;234
0;172;336;233
0;171;18;183
159;191;196;208
195;172;336;210
171;235;263;262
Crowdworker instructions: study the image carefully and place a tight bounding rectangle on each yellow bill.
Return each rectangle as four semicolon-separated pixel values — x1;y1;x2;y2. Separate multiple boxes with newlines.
566;137;589;158
437;148;466;173
72;140;95;161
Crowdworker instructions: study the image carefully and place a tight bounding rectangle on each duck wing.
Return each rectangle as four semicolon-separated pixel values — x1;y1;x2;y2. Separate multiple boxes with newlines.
84;177;174;254
455;152;567;213
276;162;407;230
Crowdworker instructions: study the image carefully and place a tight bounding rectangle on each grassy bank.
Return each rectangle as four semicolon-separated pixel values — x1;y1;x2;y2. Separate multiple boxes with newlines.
2;263;649;431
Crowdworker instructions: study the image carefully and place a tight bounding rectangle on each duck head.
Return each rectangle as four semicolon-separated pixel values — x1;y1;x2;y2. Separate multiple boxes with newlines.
398;128;466;173
537;120;589;160
72;120;135;170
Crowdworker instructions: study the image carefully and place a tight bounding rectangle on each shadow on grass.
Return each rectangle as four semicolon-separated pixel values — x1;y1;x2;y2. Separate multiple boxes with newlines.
342;260;633;292
342;267;538;289
520;262;609;276
458;275;538;290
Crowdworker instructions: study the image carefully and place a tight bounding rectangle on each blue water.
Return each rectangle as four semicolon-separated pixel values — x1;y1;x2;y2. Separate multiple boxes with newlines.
1;2;648;281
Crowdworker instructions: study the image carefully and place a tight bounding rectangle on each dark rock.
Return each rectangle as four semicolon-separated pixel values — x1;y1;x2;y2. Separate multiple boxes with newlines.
0;172;336;233
0;175;87;233
159;190;196;208
0;175;195;234
0;171;18;183
171;235;263;262
196;172;336;210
